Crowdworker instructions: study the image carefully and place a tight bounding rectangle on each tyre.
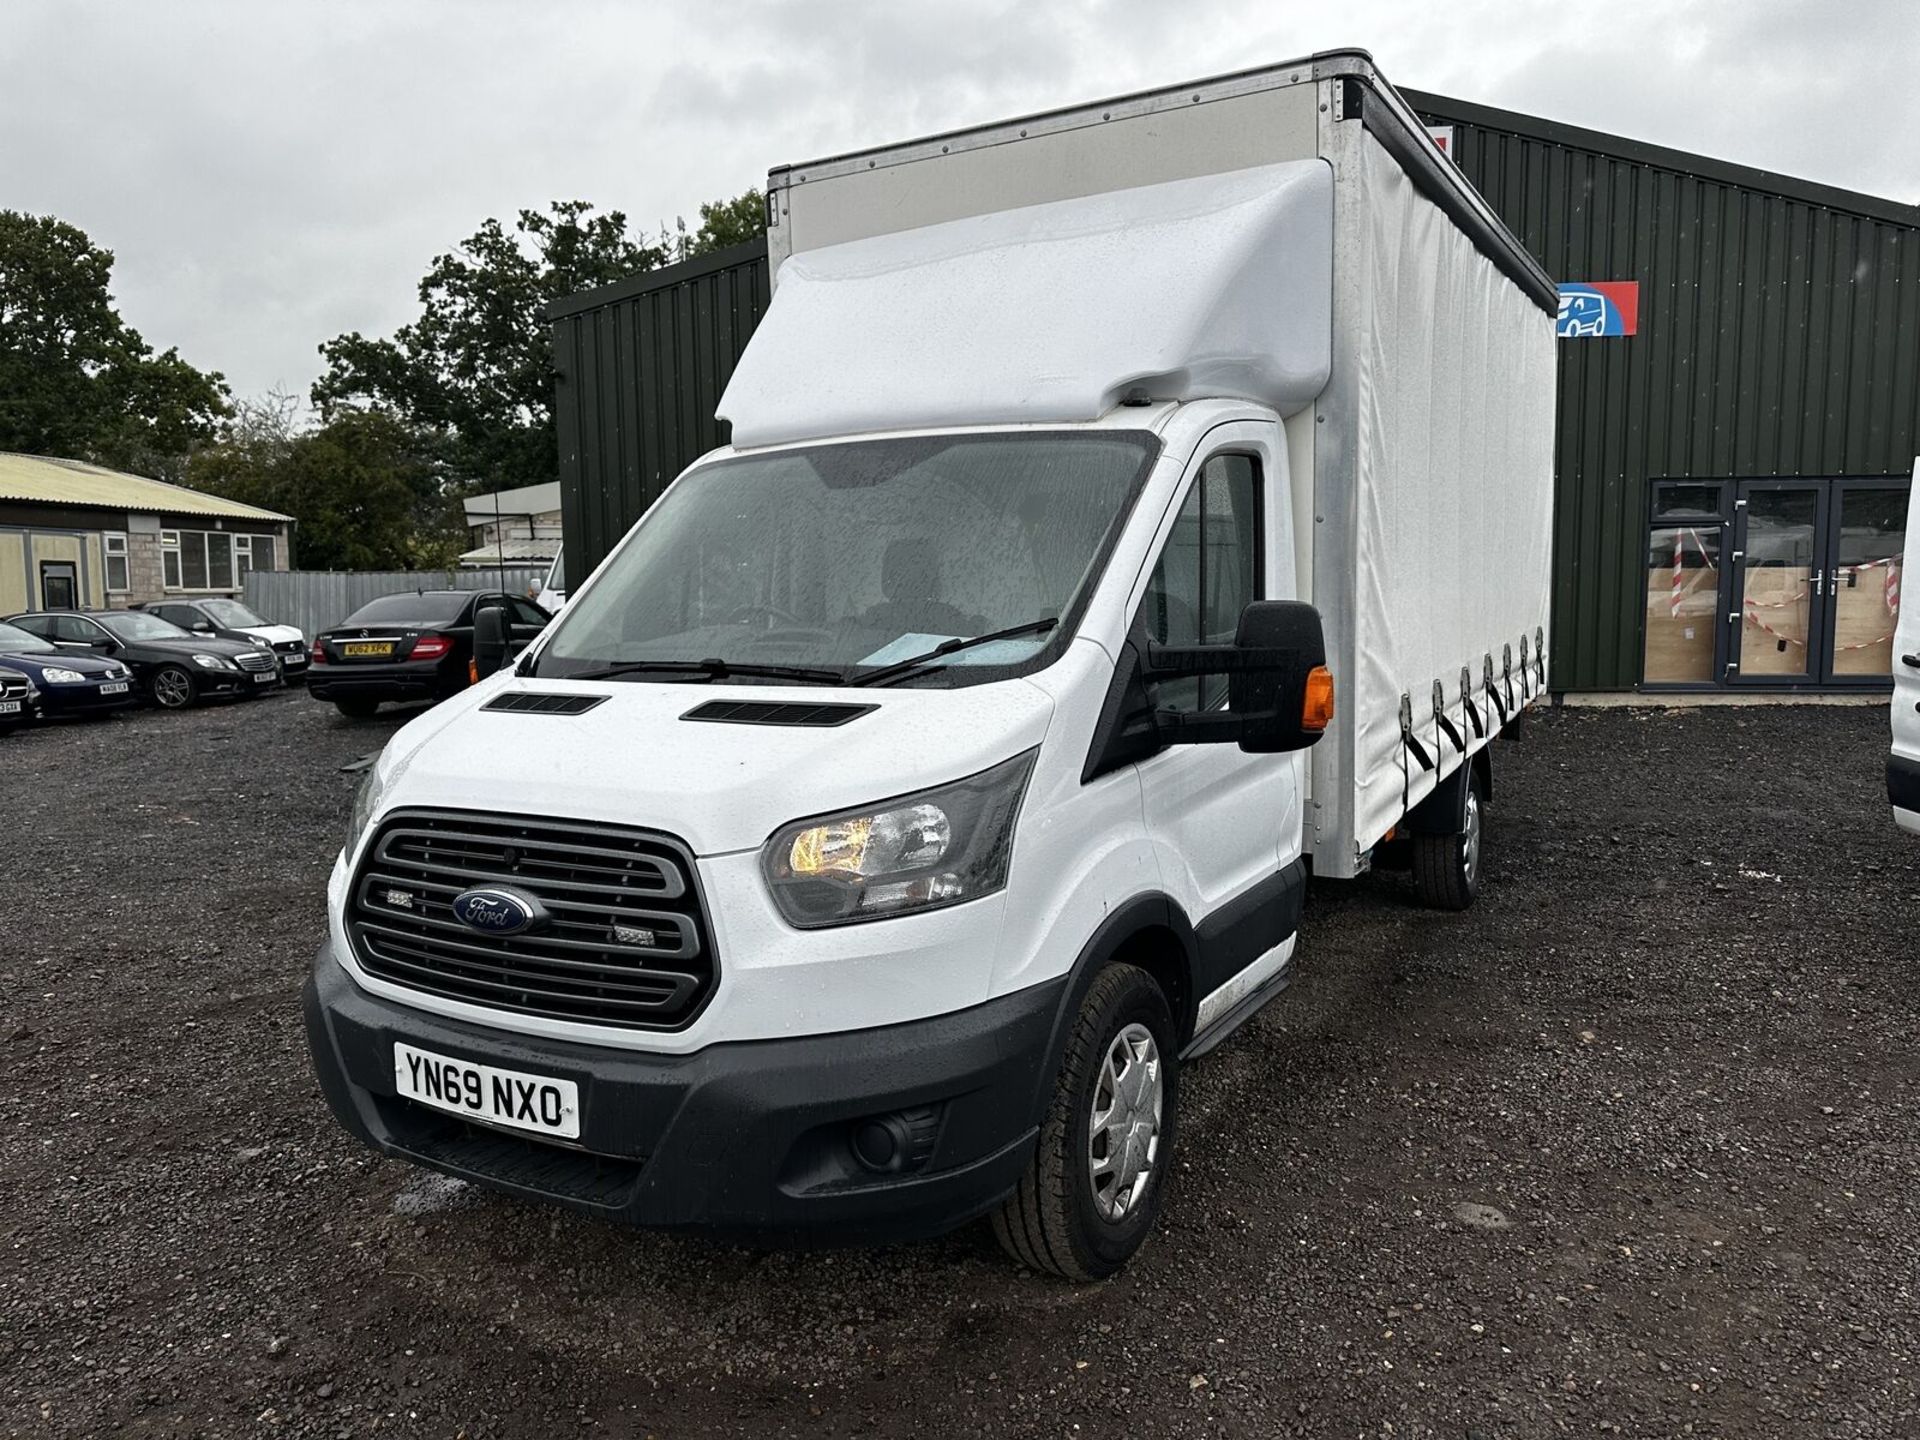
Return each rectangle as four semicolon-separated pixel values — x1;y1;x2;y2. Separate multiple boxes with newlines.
150;664;198;710
1411;772;1484;911
333;698;380;720
992;963;1178;1281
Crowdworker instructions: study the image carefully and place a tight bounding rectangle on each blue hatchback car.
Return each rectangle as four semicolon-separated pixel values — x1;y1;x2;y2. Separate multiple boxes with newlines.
0;619;137;720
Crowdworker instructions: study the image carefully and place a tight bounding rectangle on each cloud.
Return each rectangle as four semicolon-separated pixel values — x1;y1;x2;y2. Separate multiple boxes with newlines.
2;0;1912;413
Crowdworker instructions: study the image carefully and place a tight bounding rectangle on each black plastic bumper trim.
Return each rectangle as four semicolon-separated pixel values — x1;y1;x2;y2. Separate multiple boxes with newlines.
1891;754;1920;813
305;949;1065;1242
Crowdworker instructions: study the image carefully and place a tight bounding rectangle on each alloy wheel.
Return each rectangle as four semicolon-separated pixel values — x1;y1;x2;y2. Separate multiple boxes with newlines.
1087;1022;1163;1222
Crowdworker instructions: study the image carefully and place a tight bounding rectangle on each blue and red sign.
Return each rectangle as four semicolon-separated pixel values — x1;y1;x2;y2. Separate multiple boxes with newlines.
1556;281;1639;338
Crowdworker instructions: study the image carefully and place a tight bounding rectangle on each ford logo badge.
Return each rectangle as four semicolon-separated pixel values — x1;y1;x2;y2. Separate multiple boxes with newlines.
450;885;545;936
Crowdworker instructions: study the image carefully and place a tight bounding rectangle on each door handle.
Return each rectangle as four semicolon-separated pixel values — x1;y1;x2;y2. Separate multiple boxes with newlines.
1903;654;1920;670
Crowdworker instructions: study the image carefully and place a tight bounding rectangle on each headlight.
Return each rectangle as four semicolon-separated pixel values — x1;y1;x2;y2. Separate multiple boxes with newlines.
42;667;85;684
344;766;388;860
191;653;236;670
762;750;1037;928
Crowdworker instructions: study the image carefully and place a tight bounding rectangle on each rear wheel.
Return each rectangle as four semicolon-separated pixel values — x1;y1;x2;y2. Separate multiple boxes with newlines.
333;698;380;720
992;963;1178;1281
1412;775;1484;911
150;665;197;710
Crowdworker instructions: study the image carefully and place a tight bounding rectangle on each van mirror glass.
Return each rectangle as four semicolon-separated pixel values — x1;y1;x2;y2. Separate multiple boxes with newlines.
473;603;510;678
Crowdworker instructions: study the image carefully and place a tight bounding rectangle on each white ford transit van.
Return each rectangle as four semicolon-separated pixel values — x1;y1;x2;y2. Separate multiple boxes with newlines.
1891;460;1919;833
306;51;1558;1278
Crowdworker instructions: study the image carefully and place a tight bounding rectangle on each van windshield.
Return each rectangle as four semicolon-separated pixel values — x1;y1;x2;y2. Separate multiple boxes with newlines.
533;432;1159;687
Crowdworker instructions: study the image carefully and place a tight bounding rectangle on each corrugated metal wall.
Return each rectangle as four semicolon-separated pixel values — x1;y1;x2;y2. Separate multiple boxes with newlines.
244;567;545;640
552;99;1920;691
552;239;772;579
1411;90;1920;690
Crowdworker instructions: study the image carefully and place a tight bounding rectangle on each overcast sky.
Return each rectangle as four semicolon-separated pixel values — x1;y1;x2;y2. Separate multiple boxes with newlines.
4;0;1914;409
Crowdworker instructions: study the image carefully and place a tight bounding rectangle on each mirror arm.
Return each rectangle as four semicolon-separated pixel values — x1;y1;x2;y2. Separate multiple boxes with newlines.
1152;708;1273;745
1141;642;1301;681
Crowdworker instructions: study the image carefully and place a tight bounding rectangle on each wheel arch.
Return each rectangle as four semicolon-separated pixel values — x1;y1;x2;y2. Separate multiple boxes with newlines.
1020;893;1198;1128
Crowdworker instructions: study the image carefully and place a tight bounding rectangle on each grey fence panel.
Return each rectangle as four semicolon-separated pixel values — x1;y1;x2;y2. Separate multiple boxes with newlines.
244;568;544;638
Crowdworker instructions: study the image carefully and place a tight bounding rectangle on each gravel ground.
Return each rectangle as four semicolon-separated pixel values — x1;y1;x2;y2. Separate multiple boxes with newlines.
1;692;1914;1438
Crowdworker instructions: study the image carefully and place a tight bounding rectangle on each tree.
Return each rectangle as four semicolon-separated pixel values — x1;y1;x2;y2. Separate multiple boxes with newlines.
312;201;666;494
190;405;462;572
312;192;769;494
0;211;228;478
684;189;767;258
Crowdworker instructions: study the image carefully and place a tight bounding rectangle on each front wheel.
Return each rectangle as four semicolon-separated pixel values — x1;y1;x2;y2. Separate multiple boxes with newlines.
150;665;198;710
992;963;1178;1281
1411;774;1484;911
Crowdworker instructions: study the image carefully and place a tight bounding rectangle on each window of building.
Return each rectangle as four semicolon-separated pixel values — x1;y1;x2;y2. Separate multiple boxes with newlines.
1142;453;1262;713
162;529;249;591
207;532;234;589
103;533;130;593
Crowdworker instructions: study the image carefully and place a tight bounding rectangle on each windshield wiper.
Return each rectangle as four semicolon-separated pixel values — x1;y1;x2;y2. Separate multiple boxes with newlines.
560;657;847;685
858;617;1060;688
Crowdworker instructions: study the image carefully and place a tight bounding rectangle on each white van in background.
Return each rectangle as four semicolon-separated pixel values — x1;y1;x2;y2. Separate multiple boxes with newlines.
304;51;1557;1279
529;545;566;615
1891;460;1920;833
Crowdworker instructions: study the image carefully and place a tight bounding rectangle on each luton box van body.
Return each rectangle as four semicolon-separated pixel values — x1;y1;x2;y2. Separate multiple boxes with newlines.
305;50;1557;1279
1890;458;1920;833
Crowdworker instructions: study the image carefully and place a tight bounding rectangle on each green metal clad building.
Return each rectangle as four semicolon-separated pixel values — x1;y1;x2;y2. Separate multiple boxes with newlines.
553;87;1920;695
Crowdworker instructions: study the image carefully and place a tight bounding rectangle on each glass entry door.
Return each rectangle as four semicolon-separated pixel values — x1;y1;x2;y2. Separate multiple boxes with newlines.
1826;480;1908;680
1730;482;1827;684
1644;474;1908;690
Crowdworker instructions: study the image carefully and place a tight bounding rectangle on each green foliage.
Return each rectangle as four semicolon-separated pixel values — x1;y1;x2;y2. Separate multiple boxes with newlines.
313;192;767;494
189;395;463;570
0;210;228;479
684;189;768;258
312;200;667;493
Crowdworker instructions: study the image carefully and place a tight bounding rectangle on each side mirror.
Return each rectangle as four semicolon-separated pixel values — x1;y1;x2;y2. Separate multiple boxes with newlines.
1142;600;1332;754
193;620;215;634
473;603;510;679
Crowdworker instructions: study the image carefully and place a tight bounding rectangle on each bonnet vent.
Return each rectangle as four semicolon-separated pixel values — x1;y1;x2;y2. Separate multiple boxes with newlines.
681;699;877;728
482;692;608;716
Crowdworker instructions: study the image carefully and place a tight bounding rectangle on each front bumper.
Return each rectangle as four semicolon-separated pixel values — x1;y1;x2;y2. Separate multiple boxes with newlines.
1892;754;1920;833
304;947;1062;1242
196;668;264;698
38;683;137;716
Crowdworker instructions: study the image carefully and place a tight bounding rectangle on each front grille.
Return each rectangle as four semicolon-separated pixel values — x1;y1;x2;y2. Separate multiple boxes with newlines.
274;640;306;656
347;809;717;1031
236;650;276;673
0;673;26;700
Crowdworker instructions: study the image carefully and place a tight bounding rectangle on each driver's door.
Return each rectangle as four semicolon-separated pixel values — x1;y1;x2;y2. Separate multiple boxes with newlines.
1131;424;1304;1031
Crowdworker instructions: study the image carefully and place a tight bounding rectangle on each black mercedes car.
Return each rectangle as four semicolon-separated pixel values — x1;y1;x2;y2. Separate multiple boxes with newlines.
0;619;137;720
310;590;549;719
5;609;280;709
136;597;311;680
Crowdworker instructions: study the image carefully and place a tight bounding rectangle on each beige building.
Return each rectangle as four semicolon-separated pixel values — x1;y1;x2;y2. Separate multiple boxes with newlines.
0;453;292;614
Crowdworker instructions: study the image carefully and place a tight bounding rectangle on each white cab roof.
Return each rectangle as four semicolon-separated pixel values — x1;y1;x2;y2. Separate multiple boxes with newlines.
718;161;1333;450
